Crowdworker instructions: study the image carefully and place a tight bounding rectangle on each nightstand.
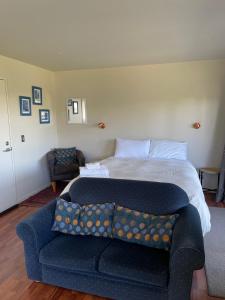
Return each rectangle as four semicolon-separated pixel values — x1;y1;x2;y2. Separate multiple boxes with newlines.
199;167;220;192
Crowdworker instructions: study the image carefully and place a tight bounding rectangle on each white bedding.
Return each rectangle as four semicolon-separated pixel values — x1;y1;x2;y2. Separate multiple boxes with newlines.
62;157;211;235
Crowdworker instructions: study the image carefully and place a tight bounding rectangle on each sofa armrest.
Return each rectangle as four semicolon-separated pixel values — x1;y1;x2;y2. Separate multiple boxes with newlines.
168;205;205;300
76;149;85;167
16;199;58;281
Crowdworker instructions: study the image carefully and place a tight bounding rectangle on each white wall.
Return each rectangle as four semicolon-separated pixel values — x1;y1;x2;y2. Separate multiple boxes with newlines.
0;55;58;202
55;60;225;168
1;56;225;202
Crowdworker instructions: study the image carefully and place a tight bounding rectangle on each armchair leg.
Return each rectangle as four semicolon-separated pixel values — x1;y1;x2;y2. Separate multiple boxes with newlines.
51;181;56;193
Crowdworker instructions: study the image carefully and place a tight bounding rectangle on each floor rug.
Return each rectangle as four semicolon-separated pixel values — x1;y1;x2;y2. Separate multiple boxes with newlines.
204;207;225;298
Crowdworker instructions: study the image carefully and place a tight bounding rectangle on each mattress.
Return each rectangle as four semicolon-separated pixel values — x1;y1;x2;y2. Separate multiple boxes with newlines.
62;157;211;235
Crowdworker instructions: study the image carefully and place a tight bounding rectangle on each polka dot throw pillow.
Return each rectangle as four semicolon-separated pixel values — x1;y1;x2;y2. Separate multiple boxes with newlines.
113;205;179;250
78;203;114;237
52;198;81;235
52;198;114;238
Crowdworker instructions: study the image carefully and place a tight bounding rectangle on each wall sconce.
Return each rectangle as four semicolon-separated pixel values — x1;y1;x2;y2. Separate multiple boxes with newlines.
193;122;201;129
98;122;106;129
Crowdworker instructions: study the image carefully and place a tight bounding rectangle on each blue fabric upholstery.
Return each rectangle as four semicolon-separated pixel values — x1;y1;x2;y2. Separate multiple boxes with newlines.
168;205;205;300
17;178;205;300
16;200;58;281
69;177;189;214
40;235;111;273
42;264;167;300
98;238;169;287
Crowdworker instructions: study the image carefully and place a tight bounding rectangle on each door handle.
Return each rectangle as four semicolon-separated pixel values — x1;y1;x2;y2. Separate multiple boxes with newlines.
3;147;12;152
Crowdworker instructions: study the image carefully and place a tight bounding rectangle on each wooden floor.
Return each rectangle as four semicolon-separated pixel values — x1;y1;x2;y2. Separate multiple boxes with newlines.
0;192;224;300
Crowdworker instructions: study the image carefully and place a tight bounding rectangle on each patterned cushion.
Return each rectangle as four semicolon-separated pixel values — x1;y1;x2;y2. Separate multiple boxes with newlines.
113;205;179;251
55;147;76;167
78;203;114;237
52;198;81;234
52;198;114;238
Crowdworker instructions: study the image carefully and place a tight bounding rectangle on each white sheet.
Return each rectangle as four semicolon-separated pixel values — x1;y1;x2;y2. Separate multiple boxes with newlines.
62;157;211;235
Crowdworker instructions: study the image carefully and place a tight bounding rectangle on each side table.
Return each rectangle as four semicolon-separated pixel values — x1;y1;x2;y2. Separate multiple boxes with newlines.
199;167;220;192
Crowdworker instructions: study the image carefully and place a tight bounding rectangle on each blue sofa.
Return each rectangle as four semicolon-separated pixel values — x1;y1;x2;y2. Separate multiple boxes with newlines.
17;178;205;300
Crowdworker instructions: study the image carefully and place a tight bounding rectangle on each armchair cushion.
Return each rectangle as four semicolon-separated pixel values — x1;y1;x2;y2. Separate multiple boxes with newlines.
54;163;78;175
40;235;111;273
55;147;76;167
98;238;169;287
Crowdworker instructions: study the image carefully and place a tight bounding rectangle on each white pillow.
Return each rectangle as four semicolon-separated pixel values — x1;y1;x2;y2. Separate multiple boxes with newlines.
114;138;151;159
149;139;187;160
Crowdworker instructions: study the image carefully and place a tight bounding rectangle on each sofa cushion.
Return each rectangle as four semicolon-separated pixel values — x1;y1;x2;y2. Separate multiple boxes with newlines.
52;198;114;238
79;203;114;237
39;234;111;273
98;239;169;287
113;205;178;251
52;198;81;234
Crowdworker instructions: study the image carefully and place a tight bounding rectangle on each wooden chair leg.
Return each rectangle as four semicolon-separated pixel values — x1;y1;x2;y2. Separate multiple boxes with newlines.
51;181;56;193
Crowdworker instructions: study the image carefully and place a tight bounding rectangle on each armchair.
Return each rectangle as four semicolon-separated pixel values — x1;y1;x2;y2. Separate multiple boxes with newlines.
47;148;85;192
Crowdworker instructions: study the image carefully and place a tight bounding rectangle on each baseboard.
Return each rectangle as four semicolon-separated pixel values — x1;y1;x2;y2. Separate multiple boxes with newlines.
17;183;50;204
0;204;19;216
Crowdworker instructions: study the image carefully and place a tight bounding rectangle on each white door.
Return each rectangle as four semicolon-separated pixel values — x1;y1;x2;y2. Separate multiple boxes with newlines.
0;79;17;212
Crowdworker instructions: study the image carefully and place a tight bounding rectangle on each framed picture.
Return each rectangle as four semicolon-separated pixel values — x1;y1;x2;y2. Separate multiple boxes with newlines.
39;109;50;124
32;86;42;105
19;96;32;116
67;99;73;106
72;100;79;114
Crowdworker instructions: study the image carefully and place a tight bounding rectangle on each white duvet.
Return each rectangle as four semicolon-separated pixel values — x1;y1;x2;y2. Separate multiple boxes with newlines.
62;157;211;235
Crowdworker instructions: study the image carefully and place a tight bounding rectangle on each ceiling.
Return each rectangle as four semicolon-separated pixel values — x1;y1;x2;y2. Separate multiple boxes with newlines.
0;0;225;71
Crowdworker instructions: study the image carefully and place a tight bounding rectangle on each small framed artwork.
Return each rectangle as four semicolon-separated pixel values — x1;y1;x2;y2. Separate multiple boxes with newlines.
72;100;79;114
32;86;42;105
39;109;50;124
67;99;73;106
19;96;32;116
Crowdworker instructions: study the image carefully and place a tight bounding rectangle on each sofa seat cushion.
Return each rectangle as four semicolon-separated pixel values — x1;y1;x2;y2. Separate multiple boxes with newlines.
39;234;111;273
98;239;169;287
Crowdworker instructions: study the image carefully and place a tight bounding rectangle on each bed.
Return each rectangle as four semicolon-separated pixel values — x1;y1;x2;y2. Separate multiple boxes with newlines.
62;156;211;236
